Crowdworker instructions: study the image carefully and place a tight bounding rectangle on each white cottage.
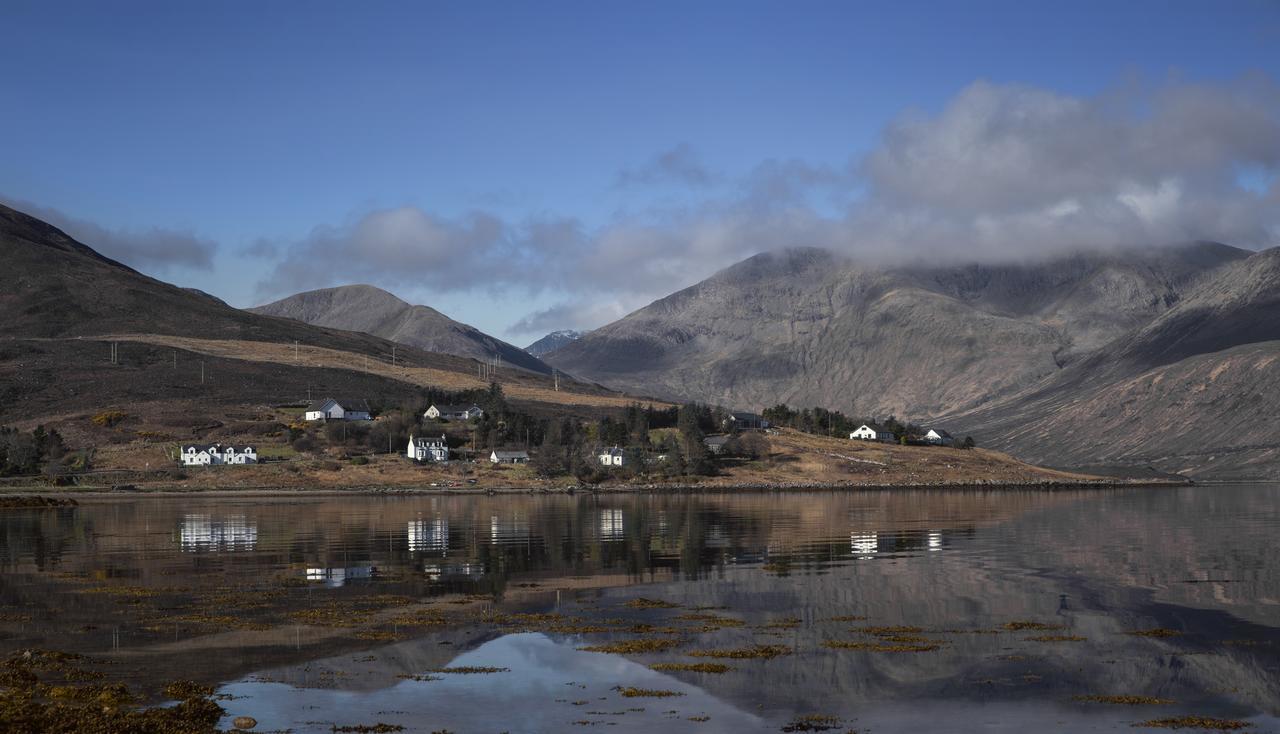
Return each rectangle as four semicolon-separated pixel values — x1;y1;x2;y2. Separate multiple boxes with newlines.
305;398;372;422
849;424;896;443
407;434;450;463
180;443;257;466
598;446;625;467
489;450;530;464
424;404;484;421
924;428;955;446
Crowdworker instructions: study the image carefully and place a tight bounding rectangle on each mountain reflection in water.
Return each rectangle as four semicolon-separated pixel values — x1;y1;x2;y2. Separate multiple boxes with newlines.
0;487;1277;732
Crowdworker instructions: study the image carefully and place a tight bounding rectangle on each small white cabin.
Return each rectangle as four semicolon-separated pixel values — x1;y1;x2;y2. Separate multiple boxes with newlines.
407;434;450;462
305;398;372;422
924;428;955;446
489;450;530;464
425;404;484;421
598;447;625;467
849;424;895;443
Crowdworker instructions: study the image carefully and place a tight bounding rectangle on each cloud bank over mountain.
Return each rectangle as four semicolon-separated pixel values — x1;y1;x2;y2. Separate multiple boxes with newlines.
0;197;218;273
241;76;1278;335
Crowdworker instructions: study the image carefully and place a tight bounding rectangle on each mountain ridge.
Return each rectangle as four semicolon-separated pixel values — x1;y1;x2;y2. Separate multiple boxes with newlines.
251;285;553;375
545;242;1277;478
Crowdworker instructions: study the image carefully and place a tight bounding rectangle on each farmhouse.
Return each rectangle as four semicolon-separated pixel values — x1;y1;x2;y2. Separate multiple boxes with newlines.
725;412;769;431
180;443;257;466
425;404;484;421
305;398;372;422
407;434;450;462
598;446;625;467
490;450;530;464
849;424;896;443
704;434;731;455
924;428;955;446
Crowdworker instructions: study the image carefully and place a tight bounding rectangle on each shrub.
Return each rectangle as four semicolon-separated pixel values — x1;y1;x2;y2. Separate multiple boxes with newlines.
350;456;369;466
91;411;128;428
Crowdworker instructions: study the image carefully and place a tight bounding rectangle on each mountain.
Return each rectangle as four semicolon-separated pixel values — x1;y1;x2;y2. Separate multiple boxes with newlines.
524;330;583;357
545;243;1280;478
0;202;618;429
251;285;552;375
946;247;1280;479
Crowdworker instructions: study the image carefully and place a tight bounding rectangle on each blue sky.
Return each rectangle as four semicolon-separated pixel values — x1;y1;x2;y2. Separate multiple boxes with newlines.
3;1;1279;340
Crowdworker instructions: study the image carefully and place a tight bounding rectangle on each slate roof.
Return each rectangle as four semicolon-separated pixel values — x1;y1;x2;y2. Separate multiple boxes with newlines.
491;450;529;460
309;398;370;412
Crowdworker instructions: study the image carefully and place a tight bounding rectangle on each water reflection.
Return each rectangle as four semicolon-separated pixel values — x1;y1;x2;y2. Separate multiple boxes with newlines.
0;487;1278;732
304;565;377;587
178;513;257;551
406;517;448;553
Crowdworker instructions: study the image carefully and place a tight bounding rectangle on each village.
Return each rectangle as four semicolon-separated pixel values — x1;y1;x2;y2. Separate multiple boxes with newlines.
174;392;974;480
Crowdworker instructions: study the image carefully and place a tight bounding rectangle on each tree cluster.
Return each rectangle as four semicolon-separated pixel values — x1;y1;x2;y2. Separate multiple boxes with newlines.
0;425;68;476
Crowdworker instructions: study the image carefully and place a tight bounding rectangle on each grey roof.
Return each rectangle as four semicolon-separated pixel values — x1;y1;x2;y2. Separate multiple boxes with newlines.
307;397;369;412
491;450;529;459
730;412;763;421
704;435;731;446
602;446;624;456
856;423;893;433
432;404;481;414
412;434;447;446
182;443;255;452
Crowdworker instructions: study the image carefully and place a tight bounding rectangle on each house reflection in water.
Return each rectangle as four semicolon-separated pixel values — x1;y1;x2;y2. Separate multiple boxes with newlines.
304;565;376;587
407;518;449;553
422;562;484;582
489;514;531;544
599;508;625;541
851;532;878;559
928;531;942;551
179;514;258;551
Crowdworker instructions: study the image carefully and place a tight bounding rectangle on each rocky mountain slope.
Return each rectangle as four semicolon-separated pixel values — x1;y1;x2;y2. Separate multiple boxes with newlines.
252;285;551;375
524;329;583;357
546;243;1280;478
0;202;610;427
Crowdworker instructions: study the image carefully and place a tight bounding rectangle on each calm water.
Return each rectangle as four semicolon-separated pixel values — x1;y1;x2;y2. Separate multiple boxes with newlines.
1;486;1278;732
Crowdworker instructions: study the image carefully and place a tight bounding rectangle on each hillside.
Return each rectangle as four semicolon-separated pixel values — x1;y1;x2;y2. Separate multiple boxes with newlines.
546;243;1280;478
546;244;1246;415
0;202;636;433
945;248;1280;479
251;285;552;375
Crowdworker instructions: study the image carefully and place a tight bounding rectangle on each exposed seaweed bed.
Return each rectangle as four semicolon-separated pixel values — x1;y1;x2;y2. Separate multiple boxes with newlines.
0;574;1262;732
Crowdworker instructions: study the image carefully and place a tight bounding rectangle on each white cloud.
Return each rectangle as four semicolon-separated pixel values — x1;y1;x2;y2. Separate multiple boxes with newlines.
252;76;1280;336
2;197;218;272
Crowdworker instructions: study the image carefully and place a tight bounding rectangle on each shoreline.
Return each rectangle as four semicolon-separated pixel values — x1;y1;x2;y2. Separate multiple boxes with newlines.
0;476;1193;501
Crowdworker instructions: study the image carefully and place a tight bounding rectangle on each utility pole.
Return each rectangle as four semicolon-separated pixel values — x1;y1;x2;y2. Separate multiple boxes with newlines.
392;346;396;368
294;340;299;364
200;361;205;385
173;350;177;369
554;369;559;392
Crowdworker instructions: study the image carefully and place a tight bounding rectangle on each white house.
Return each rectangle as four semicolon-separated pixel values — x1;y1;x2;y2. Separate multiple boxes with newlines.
924;428;955;446
849;424;896;443
180;443;257;466
704;435;731;455
305;398;372;422
407;434;450;462
598;446;625;467
424;404;484;421
489;450;530;464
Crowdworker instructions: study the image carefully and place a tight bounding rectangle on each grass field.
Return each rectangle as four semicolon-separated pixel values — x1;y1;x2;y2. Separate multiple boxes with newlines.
97;334;671;411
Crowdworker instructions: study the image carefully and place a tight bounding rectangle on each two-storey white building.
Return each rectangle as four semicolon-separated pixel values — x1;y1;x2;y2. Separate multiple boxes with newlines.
180;443;258;466
407;434;450;462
